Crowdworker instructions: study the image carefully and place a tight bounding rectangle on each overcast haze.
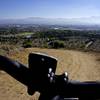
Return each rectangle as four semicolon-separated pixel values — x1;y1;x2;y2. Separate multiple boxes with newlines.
0;0;100;19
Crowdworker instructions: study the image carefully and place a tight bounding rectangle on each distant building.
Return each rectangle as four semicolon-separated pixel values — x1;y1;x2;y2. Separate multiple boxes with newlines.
54;28;59;30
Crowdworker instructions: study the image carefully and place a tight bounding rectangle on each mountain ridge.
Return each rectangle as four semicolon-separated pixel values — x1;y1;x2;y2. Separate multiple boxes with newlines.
0;16;100;25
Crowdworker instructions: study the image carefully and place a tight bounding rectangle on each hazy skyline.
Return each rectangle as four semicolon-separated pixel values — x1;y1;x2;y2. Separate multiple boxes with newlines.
0;0;100;19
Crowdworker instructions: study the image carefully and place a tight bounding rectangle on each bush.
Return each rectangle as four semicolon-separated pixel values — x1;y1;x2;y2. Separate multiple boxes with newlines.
49;40;65;49
23;40;33;48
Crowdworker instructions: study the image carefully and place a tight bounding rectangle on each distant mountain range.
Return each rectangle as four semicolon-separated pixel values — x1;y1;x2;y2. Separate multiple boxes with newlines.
0;16;100;25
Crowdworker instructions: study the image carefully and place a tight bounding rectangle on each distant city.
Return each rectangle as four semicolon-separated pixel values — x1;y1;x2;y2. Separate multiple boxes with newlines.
1;17;100;30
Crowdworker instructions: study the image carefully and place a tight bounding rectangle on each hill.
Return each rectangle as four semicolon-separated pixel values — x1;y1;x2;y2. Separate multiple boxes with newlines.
1;16;100;25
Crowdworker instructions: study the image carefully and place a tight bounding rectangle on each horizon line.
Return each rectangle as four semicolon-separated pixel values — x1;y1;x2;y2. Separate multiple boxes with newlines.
0;16;100;20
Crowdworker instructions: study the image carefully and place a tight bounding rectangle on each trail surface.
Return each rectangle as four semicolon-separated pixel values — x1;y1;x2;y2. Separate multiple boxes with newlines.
0;48;100;100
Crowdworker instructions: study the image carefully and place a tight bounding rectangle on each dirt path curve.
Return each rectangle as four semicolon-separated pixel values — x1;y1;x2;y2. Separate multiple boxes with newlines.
0;48;100;100
65;51;100;81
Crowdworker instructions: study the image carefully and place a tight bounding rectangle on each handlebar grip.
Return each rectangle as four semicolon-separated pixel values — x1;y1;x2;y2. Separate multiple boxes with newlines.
59;80;100;99
0;55;30;86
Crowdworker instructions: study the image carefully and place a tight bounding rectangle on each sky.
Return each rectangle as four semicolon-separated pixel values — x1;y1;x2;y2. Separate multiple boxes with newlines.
0;0;100;19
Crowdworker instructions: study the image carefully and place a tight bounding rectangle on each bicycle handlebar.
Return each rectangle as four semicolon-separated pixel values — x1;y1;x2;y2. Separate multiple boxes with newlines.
0;55;30;86
56;80;100;99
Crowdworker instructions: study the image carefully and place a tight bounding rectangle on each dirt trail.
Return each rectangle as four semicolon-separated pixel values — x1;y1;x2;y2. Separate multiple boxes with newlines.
0;48;100;100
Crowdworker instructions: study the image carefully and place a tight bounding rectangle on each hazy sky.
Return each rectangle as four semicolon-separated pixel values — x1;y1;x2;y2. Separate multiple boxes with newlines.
0;0;100;19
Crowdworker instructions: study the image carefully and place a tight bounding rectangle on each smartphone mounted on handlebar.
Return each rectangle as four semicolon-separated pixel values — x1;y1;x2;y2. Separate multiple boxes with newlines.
28;52;58;95
29;52;57;78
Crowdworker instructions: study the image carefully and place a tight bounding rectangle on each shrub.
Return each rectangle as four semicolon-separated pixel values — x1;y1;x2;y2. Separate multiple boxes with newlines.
49;40;65;49
23;40;33;48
